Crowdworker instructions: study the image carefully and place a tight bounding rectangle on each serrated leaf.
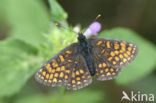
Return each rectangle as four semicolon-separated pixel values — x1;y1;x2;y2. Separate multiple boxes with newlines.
5;0;50;48
49;0;68;22
0;39;40;97
99;28;156;85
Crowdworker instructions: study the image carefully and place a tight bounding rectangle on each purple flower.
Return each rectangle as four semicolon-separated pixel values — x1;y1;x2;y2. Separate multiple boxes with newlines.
84;21;101;37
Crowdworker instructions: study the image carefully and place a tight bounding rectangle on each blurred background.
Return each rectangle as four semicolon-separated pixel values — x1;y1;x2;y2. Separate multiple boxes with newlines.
0;0;156;103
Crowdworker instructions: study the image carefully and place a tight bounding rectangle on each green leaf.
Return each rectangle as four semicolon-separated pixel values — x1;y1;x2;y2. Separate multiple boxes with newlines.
39;26;77;62
5;0;50;48
49;0;68;22
0;39;40;97
14;90;103;103
99;28;156;84
129;74;156;96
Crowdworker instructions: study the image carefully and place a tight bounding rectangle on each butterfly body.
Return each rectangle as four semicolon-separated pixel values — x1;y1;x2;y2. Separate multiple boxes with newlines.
77;34;95;76
35;33;138;90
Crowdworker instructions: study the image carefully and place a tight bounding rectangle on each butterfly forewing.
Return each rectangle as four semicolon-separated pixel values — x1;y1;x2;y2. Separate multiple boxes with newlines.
35;43;92;90
88;37;138;80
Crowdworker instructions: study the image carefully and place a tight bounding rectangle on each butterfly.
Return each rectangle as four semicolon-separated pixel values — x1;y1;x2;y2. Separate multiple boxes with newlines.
35;32;138;90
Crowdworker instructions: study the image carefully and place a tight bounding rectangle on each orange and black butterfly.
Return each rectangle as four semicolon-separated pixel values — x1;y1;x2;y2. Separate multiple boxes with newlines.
35;30;138;90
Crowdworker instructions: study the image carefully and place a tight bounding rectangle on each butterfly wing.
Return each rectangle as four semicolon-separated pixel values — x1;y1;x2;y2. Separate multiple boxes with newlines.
35;43;92;90
88;37;138;80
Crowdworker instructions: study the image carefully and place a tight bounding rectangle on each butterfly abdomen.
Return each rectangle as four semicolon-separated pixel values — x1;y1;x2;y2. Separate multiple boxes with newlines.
78;34;95;76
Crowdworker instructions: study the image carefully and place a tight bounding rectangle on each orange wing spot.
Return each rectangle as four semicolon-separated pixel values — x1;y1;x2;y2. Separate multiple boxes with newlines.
77;81;81;85
48;67;52;73
100;70;104;73
72;72;75;78
108;57;113;62
112;61;116;65
45;74;49;79
81;76;85;79
119;54;123;58
59;55;64;62
121;47;126;52
98;63;102;68
66;50;72;54
120;62;123;65
58;80;62;83
106;72;111;76
54;73;59;77
106;41;111;48
51;69;55;73
112;73;115;75
88;75;91;79
105;68;109;72
80;69;84;74
104;51;109;56
75;61;78;64
76;77;80;81
48;80;52;83
56;67;61;72
65;70;70;74
76;71;80;75
103;63;107;67
59;72;64;78
110;51;115;57
120;42;126;47
52;62;58;67
128;57;131;60
53;78;57;83
115;56;120;61
127;51;131;55
49;74;53;79
133;47;136;51
124;53;128;58
101;49;105;53
128;47;132;51
114;43;120;49
119;49;124;53
67;84;71;86
110;68;114;72
97;41;102;45
129;44;133;46
41;76;44;80
42;71;46;76
68;59;72;62
132;50;135;54
114;51;119;55
72;80;76;84
64;75;68;79
123;58;127;63
61;66;65;71
39;69;43;72
46;64;50;69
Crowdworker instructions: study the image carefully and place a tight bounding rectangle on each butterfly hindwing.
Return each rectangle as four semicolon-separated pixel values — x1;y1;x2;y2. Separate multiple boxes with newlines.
65;55;92;90
88;37;138;80
35;43;92;90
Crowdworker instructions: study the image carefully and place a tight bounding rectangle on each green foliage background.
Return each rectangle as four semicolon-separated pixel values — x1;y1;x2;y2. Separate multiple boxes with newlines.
0;0;156;103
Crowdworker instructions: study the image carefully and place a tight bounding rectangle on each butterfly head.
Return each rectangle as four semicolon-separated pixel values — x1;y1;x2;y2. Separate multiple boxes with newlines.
78;33;86;43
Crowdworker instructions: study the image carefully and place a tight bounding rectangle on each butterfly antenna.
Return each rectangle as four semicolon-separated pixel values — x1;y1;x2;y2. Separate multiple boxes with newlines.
95;14;101;21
